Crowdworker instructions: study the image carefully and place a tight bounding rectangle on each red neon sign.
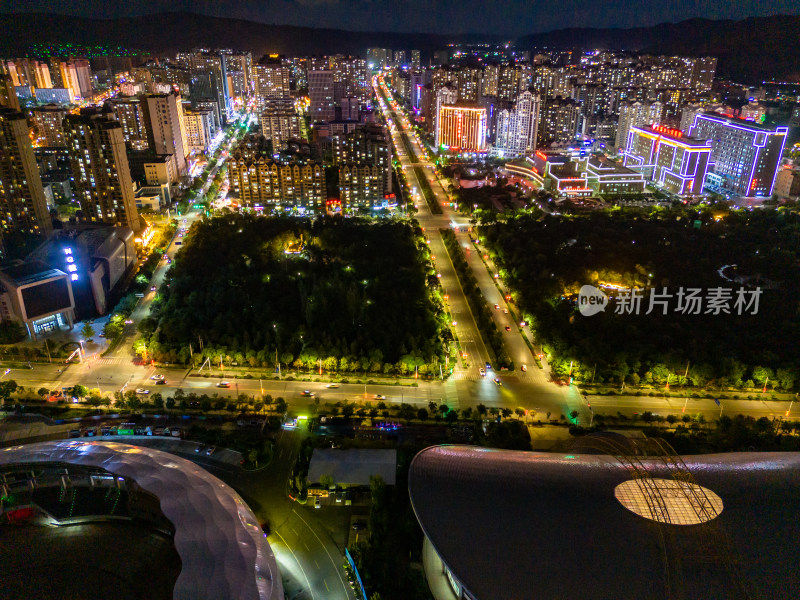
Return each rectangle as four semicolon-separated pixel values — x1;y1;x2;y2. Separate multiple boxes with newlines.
651;123;683;138
535;150;548;160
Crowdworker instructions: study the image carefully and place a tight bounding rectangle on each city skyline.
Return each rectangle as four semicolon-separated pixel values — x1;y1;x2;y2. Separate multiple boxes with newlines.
1;0;799;36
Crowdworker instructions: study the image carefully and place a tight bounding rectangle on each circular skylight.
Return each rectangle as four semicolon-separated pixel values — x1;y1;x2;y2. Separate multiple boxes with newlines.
614;478;723;525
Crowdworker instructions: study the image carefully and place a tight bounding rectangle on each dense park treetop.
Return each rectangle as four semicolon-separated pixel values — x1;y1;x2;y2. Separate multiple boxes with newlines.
481;205;800;388
149;214;449;372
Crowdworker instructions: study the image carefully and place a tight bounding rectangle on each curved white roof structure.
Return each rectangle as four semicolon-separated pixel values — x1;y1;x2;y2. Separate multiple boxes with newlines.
0;440;283;600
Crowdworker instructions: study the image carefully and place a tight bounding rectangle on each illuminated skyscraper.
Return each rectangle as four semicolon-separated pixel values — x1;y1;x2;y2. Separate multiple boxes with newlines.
0;108;52;248
32;104;68;147
63;111;140;231
252;55;291;108
141;92;188;180
493;90;540;158
537;96;580;147
689;113;788;196
308;69;335;122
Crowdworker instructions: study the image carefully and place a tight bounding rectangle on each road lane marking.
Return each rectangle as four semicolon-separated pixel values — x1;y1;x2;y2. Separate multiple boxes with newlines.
324;580;330;591
292;508;350;597
273;530;316;600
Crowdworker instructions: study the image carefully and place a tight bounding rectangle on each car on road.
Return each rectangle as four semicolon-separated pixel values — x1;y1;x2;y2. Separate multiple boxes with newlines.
505;326;511;331
326;383;339;389
373;394;386;400
521;364;527;372
151;374;165;380
260;522;270;536
300;390;315;397
150;286;157;291
195;445;206;454
503;309;509;314
314;497;321;509
494;304;499;309
352;521;367;531
206;446;216;456
156;379;167;385
479;368;486;377
217;381;231;388
485;362;492;370
135;388;149;394
494;378;502;386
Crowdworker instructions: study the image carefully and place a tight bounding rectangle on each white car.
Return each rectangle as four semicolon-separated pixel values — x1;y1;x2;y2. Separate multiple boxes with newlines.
150;374;165;381
326;383;339;389
135;388;150;395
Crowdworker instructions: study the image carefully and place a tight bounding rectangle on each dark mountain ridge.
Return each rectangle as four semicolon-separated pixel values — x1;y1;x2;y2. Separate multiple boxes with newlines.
0;11;798;83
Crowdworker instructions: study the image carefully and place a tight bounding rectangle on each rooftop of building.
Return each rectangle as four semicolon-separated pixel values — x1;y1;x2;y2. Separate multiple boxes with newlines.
308;448;397;486
586;155;643;175
695;111;788;132
632;124;713;147
409;445;800;600
0;260;66;286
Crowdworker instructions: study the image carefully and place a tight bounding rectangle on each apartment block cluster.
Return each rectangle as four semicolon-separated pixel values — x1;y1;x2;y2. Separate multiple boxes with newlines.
385;47;794;199
224;52;394;214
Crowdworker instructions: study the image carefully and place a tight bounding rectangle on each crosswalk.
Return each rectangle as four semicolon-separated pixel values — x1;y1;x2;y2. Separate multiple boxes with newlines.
93;357;127;366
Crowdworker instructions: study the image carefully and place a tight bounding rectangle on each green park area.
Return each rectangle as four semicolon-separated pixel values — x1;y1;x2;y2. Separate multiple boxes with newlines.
140;214;453;376
480;204;800;393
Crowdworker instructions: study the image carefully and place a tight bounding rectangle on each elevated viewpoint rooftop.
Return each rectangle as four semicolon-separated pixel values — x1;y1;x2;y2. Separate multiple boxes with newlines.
409;445;800;600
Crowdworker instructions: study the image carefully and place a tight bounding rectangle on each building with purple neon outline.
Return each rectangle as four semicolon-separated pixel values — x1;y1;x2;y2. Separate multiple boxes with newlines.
688;113;787;197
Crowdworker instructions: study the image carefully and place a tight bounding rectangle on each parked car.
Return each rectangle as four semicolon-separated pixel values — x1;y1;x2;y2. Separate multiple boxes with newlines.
352;521;367;531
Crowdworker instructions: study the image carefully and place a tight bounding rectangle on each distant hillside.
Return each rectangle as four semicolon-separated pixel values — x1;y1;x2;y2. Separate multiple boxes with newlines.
518;15;800;83
0;12;798;83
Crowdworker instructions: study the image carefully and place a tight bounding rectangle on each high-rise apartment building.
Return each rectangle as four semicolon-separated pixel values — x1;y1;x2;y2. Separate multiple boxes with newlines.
332;124;392;194
339;164;383;211
63;110;140;231
308;69;335;122
73;59;93;98
537;96;580;147
104;96;150;151
367;48;391;69
493;90;540;158
411;50;421;70
0;74;21;111
253;55;291;108
615;101;664;150
0;108;52;246
623;124;712;196
59;61;82;101
188;51;232;124
688;113;788;196
141;93;188;180
393;51;407;68
182;108;215;153
259;100;301;152
32;104;68;147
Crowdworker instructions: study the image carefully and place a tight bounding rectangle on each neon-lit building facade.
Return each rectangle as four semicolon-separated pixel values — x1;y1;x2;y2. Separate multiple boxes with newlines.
623;124;711;196
436;104;487;153
689;113;787;197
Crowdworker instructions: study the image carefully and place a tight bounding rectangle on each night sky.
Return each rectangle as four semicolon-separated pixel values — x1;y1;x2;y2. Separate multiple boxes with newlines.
0;0;797;36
